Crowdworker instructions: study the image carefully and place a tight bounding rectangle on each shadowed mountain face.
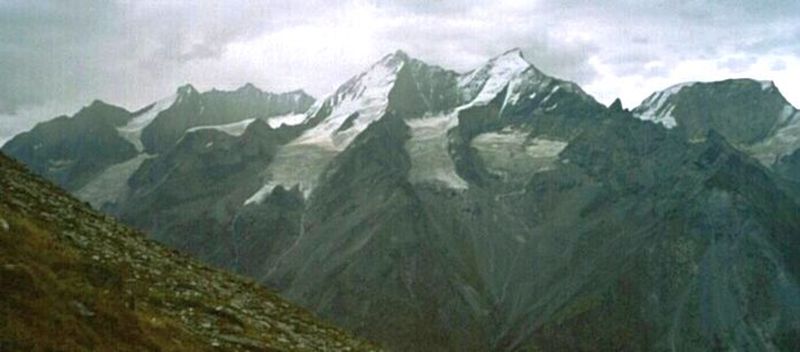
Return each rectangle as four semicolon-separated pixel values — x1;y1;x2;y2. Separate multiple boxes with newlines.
140;84;314;154
1;100;137;190
2;84;314;192
0;153;378;351
3;50;800;351
632;78;800;209
632;79;800;167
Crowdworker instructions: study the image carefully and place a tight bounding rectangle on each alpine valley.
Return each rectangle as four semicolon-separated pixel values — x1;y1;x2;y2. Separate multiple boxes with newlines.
4;49;800;351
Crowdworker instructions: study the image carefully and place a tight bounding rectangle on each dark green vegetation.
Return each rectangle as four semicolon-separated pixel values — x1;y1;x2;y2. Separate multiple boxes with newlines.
4;51;800;351
0;153;379;351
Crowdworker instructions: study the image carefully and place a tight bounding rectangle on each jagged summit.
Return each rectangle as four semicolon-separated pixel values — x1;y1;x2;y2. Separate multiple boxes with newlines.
457;48;537;107
292;50;408;150
380;47;524;64
286;88;311;96
471;47;532;74
203;83;313;103
494;47;527;64
376;49;409;69
87;99;114;109
609;97;624;112
73;100;130;121
176;83;198;96
244;48;605;203
389;49;410;61
236;82;261;93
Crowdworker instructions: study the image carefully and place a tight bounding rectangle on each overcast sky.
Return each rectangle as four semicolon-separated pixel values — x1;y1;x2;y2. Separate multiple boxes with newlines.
1;0;799;144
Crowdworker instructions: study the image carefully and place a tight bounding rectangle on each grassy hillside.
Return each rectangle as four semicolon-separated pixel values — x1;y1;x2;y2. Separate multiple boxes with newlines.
0;152;379;351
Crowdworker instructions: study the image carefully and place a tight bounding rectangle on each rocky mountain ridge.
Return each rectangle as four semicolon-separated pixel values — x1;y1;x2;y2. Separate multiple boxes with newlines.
3;49;800;351
2;84;313;194
632;79;800;166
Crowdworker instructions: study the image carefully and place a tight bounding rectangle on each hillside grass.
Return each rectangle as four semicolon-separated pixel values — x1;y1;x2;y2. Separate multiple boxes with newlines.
0;212;208;351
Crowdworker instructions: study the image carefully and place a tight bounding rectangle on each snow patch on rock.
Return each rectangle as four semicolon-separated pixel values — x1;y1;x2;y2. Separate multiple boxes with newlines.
748;105;800;165
187;118;256;137
118;94;177;152
633;82;697;129
76;154;154;208
267;113;307;129
244;145;337;205
472;127;568;181
405;113;469;190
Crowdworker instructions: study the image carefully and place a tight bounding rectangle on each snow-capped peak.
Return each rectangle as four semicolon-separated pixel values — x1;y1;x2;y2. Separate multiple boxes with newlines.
458;47;535;108
293;50;407;150
489;48;531;74
245;48;593;205
497;47;526;62
244;51;410;204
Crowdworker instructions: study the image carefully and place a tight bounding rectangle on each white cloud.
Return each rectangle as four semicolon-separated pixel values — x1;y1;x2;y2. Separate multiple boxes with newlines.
1;0;799;142
586;53;800;107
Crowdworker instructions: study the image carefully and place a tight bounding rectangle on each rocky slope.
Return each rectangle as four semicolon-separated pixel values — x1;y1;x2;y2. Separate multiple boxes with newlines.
263;100;800;351
0;152;379;351
4;49;800;351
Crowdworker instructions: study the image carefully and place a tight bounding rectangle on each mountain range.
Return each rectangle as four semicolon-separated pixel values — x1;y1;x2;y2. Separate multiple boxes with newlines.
4;48;800;351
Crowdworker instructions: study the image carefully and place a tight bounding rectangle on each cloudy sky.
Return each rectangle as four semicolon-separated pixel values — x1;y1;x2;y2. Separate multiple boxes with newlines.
1;0;799;144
